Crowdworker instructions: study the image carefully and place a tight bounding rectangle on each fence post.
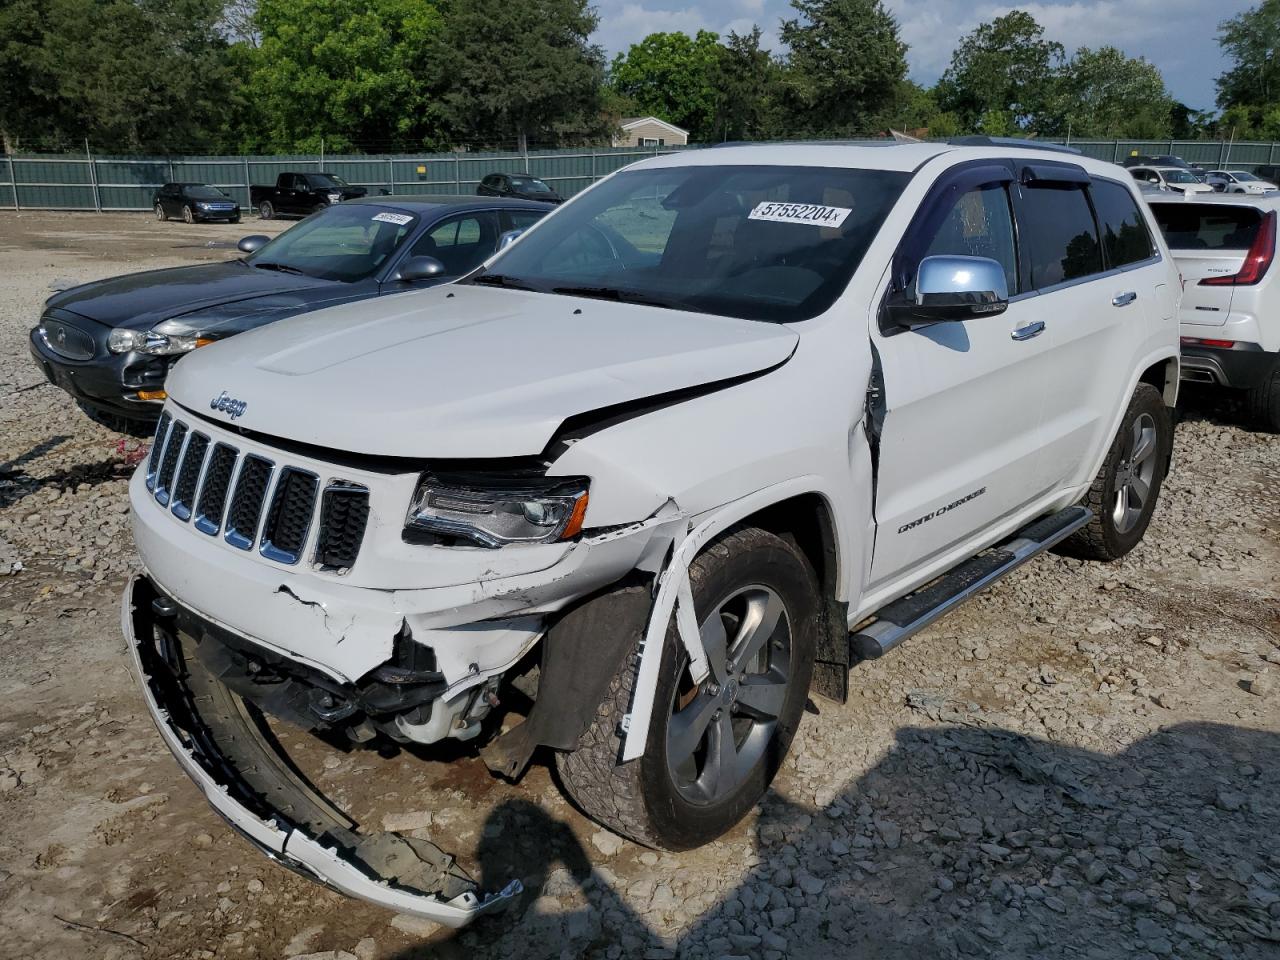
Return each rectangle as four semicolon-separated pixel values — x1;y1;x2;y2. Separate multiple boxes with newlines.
319;138;324;171
168;157;175;183
85;139;101;213
6;152;17;210
243;157;250;207
387;156;394;195
454;152;461;193
590;148;596;186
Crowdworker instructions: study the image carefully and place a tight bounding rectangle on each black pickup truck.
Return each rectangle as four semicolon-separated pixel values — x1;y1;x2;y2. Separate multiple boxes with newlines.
249;172;368;219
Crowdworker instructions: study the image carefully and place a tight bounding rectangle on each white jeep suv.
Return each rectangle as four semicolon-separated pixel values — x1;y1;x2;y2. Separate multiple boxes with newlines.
124;142;1181;926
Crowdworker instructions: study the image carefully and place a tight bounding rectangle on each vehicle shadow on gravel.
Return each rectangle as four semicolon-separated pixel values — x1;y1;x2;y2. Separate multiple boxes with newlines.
404;721;1279;960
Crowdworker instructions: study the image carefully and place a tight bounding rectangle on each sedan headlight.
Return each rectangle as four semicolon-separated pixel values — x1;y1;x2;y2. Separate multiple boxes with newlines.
405;475;590;548
107;320;213;355
328;192;342;202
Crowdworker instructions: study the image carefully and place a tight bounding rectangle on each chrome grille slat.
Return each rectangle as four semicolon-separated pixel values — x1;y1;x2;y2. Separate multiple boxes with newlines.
170;433;209;522
153;421;188;507
225;455;274;550
150;414;369;570
194;443;238;535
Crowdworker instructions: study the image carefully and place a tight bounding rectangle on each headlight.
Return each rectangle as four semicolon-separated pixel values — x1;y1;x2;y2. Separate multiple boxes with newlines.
405;475;590;548
328;192;342;202
107;320;214;355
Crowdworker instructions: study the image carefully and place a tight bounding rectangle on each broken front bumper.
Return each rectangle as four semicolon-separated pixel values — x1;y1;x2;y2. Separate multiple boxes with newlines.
122;574;521;928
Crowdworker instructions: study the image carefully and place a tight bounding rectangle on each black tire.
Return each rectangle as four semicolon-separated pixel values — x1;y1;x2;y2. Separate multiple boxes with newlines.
154;202;167;222
555;526;818;850
1244;362;1280;433
230;214;241;225
1062;383;1171;561
182;204;194;224
258;201;274;220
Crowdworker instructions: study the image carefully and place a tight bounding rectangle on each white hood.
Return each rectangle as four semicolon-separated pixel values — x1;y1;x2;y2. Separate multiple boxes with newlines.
167;284;798;458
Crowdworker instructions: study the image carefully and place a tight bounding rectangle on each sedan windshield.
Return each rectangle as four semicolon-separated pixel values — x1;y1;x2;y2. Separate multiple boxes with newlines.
186;185;230;200
246;204;418;282
511;177;553;194
472;165;909;322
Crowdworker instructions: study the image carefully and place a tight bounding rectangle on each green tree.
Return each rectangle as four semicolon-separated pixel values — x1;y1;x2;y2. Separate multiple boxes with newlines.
1216;0;1280;110
935;10;1063;132
608;30;722;142
434;0;606;152
0;0;237;152
1052;47;1172;139
245;0;443;152
780;0;907;136
712;27;785;142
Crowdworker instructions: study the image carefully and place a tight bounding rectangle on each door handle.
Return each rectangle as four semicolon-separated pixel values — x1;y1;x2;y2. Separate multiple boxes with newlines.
1112;291;1137;307
1011;320;1046;341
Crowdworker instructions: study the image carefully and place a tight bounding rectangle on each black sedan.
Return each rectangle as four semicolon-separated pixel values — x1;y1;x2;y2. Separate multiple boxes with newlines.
477;173;564;204
154;183;242;223
30;196;550;433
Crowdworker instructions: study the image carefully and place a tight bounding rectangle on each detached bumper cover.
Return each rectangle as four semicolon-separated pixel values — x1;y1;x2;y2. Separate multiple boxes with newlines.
122;574;521;928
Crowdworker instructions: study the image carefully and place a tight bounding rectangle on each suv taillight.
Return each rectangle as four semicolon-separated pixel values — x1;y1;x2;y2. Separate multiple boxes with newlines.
1200;209;1276;286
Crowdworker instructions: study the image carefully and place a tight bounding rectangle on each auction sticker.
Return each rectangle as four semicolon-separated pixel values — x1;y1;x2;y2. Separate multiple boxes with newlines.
749;201;851;227
372;212;413;225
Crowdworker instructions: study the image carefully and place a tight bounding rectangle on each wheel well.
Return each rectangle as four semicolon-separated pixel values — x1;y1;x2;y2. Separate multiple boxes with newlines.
1140;357;1178;408
739;493;850;702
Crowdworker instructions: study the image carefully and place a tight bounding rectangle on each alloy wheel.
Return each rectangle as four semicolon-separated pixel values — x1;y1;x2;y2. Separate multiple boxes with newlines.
665;585;792;806
1112;411;1158;534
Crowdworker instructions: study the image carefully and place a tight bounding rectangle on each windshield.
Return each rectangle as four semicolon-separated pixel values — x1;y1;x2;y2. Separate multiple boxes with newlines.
473;165;909;323
1162;169;1197;184
246;204;418;281
185;185;230;200
309;174;350;189
511;177;552;194
1232;171;1262;182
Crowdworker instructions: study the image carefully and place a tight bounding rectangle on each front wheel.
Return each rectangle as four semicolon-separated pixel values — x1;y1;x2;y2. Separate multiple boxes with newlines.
258;201;274;220
1062;382;1172;561
556;526;818;850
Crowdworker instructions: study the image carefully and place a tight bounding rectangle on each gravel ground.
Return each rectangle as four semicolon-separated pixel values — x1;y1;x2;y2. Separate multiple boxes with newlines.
1;211;1278;960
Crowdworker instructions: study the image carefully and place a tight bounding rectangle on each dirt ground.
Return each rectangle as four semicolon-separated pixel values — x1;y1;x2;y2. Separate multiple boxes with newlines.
1;211;1278;960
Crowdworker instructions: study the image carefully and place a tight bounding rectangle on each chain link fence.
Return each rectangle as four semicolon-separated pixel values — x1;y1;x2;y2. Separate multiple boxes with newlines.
6;139;1280;212
0;143;687;212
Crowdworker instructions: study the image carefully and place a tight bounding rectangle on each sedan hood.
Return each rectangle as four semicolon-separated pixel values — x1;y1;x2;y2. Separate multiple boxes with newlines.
46;261;333;330
167;285;798;459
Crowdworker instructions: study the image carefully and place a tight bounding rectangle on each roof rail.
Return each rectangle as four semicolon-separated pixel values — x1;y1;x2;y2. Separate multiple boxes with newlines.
948;135;1082;156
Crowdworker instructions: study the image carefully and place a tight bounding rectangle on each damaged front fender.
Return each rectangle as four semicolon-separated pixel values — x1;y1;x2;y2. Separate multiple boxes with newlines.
123;575;521;928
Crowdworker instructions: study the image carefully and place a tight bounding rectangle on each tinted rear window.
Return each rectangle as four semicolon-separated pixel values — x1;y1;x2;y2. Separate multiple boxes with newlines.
1020;185;1103;288
1150;204;1261;250
1091;179;1154;267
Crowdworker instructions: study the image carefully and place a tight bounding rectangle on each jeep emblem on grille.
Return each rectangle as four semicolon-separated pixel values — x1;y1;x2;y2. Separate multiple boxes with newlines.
210;390;248;420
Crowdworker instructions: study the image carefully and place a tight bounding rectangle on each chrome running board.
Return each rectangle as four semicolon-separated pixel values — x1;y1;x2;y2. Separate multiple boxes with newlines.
852;505;1091;660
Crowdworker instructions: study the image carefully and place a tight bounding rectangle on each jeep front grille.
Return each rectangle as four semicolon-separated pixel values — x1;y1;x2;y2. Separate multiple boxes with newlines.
149;415;370;569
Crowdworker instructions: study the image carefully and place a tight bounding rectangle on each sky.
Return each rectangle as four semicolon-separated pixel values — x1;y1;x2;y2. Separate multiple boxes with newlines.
591;0;1257;112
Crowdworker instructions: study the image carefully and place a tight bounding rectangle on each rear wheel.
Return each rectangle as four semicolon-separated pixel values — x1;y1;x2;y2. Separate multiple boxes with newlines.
1062;383;1171;561
1244;361;1280;432
556;526;818;850
258;201;274;220
154;202;167;222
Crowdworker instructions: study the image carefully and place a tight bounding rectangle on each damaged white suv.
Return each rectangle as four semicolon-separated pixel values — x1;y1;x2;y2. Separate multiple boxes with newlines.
124;141;1181;926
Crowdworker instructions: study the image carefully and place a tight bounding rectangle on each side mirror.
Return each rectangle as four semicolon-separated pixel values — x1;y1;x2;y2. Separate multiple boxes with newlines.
497;229;524;249
395;256;447;283
887;255;1009;326
237;235;270;254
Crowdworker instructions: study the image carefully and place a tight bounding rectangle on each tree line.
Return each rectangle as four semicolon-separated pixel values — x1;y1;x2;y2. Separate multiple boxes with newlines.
0;0;1274;155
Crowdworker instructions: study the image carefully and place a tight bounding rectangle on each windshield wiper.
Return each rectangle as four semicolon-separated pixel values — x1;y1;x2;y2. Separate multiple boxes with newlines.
252;261;309;276
550;284;675;309
469;273;537;291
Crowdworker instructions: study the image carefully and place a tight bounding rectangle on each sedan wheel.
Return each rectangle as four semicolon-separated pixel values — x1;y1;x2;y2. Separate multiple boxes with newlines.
182;205;194;224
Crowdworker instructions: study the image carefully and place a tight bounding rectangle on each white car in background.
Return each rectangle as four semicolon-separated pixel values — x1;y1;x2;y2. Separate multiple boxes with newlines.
1129;165;1215;195
1205;169;1278;194
1147;193;1280;430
